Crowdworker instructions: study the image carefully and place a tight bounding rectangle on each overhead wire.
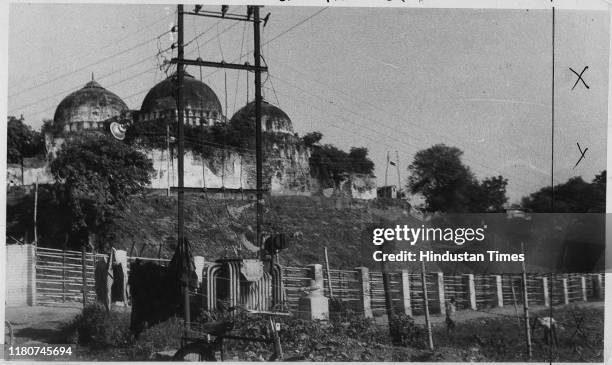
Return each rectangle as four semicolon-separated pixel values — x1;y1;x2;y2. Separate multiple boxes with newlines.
9;10;175;90
264;72;539;195
260;83;536;197
266;57;549;192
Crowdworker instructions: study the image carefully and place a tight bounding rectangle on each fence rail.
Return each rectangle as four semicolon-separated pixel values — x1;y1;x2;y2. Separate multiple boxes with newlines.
12;245;606;316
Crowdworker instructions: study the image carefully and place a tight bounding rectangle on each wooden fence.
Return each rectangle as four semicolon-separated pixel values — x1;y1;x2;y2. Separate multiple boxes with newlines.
10;245;605;316
35;247;97;306
282;267;605;317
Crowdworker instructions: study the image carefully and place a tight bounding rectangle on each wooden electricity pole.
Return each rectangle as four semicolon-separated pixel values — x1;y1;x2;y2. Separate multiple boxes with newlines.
253;5;264;254
172;4;268;329
176;4;190;329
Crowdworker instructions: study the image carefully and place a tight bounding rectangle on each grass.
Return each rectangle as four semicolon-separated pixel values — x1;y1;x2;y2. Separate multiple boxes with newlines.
65;303;603;362
432;304;603;362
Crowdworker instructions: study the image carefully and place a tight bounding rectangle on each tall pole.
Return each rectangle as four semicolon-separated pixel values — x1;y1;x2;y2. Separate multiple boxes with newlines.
521;242;532;359
324;247;334;298
549;8;555;362
253;6;264;254
167;124;171;197
384;151;389;187
421;260;434;350
33;176;38;244
381;251;394;338
176;4;190;329
395;150;401;197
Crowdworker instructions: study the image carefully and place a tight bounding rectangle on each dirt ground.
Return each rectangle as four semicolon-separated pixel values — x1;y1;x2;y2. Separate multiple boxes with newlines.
6;301;603;343
5;304;81;346
4;301;604;362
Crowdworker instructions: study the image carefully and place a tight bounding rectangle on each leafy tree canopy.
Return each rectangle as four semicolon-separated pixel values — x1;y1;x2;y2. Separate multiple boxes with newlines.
309;140;375;185
407;144;508;213
521;171;605;213
302;131;323;147
7;116;45;164
50;133;154;245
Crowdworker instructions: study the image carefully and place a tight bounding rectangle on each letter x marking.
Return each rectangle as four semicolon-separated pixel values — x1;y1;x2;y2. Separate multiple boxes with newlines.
570;66;590;90
574;142;588;169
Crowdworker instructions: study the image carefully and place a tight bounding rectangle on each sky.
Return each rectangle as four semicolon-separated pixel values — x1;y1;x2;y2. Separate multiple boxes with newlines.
5;3;609;203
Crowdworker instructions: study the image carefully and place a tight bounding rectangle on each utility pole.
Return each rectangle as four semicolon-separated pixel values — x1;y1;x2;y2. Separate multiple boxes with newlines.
175;5;267;255
253;6;264;254
171;5;269;327
176;4;190;330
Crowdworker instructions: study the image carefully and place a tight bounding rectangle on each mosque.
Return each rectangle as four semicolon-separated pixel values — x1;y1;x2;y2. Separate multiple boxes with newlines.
9;71;377;199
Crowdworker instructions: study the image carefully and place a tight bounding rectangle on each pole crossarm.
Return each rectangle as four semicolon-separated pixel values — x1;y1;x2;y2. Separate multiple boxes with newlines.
184;11;255;22
171;58;268;72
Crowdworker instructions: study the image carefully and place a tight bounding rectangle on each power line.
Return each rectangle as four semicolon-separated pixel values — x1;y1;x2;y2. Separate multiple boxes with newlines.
9;31;172;99
11;7;326;121
10;11;175;89
265;61;544;193
264;75;538;194
261;84;536;197
10;18;236;119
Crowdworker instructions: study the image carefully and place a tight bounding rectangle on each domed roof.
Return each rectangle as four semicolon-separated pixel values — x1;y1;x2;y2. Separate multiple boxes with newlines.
230;101;294;134
140;72;222;115
53;78;128;130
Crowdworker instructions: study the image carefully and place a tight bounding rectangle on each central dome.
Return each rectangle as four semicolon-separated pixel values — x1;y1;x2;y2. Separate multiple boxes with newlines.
53;79;128;132
140;72;222;118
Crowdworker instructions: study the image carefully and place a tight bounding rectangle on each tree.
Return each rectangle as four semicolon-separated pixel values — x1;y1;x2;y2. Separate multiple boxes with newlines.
408;144;474;212
302;131;323;147
468;175;508;213
309;141;375;186
349;147;375;175
7;116;45;164
50;133;154;248
521;171;605;213
407;144;508;213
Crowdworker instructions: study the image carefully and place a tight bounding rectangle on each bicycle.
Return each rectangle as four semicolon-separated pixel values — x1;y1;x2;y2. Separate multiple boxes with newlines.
172;309;288;361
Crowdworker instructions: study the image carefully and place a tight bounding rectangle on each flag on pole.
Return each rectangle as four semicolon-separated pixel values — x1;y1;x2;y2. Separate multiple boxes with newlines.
389;160;396;166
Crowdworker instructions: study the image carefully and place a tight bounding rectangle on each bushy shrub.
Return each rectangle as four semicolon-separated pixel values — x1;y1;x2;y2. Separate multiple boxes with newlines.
62;303;131;349
329;298;350;322
130;316;184;360
389;313;426;348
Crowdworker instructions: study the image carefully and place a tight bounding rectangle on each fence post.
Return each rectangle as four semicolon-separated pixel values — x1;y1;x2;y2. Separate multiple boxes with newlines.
542;276;550;307
355;267;373;318
81;246;88;306
400;270;412;316
298;264;329;320
494;275;503;307
62;250;66;302
436;272;446;315
30;245;37;306
580;276;587;302
562;278;570;305
593;274;603;299
464;274;477;310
